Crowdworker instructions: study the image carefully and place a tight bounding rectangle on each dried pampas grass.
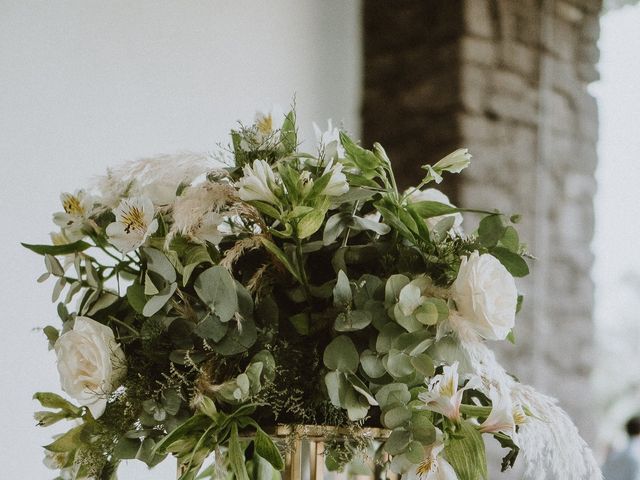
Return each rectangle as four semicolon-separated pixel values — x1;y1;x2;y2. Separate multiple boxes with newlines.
452;317;602;480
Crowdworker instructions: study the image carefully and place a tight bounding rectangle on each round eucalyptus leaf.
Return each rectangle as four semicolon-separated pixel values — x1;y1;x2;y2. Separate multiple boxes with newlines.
323;335;359;373
360;350;386;379
384;429;411;455
386;350;414;378
383;405;412;429
334;310;372;332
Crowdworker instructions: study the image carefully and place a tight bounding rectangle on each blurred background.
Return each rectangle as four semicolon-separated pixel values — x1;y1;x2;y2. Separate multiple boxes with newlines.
1;1;639;478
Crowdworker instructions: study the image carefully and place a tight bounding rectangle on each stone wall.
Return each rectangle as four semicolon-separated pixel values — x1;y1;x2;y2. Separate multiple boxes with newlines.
363;0;601;449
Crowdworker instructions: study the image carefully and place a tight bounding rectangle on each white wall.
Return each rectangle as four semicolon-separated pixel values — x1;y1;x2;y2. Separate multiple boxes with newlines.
0;1;361;477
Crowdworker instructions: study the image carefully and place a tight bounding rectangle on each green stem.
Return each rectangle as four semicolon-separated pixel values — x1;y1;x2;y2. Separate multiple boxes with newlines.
294;237;312;302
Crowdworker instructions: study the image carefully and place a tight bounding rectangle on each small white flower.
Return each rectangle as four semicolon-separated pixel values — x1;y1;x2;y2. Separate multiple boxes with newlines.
194;212;226;245
418;362;480;421
238;159;280;205
403;442;458;480
406;188;463;234
321;161;349;197
313;120;344;160
54;317;126;419
52;190;94;241
452;251;518;341
433;148;471;174
106;196;158;253
479;387;517;437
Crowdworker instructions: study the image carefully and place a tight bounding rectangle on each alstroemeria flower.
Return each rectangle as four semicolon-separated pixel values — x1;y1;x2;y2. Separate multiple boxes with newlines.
321;161;349;197
313;120;344;160
52;190;94;241
193;212;225;245
106;196;158;253
403;442;458;480
418;362;480;421
479;387;517;437
433;148;471;174
238;159;280;205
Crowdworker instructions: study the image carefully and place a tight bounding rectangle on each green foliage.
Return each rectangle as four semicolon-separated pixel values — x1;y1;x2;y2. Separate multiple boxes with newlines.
26;104;532;479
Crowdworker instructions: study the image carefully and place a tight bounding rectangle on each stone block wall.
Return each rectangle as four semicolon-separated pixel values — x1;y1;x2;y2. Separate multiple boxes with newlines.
363;0;602;449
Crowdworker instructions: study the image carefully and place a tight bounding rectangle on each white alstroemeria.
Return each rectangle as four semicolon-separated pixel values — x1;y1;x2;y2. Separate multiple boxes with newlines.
313;119;344;160
299;171;314;196
193;212;225;245
452;251;518;341
238;159;281;205
54;317;126;419
479;387;517;438
106;196;158;253
403;442;458;480
418;362;480;421
321;161;349;197
433;149;471;174
405;188;463;234
240;110;283;150
52;190;95;241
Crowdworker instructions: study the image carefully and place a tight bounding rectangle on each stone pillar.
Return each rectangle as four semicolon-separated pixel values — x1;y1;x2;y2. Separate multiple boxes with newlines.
363;0;601;447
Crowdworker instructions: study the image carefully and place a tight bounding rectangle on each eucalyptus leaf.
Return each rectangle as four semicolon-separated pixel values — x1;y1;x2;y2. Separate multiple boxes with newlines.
212;318;257;356
194;314;228;342
144;247;177;283
323;335;359;373
143;282;177;317
194;266;238;322
384;429;411;455
360;349;386;379
333;270;352;307
383;405;412;429
334;310;372;332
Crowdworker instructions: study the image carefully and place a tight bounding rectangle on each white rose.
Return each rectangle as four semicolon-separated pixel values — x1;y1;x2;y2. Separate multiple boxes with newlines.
406;188;463;234
452;251;517;340
54;317;126;418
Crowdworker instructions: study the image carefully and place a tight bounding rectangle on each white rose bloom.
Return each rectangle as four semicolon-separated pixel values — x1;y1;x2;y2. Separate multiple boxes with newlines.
54;317;126;419
321;161;349;197
406;188;463;234
452;251;517;341
52;190;95;241
106;196;158;253
238;159;280;205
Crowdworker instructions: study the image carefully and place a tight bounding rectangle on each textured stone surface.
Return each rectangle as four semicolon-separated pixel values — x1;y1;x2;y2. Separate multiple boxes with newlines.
363;0;602;474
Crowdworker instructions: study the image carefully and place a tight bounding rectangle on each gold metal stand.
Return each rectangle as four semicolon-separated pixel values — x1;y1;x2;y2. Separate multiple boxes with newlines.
177;425;400;480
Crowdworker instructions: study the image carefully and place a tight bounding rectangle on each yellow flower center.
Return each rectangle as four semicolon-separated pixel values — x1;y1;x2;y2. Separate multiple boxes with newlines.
121;206;146;234
416;458;437;477
62;194;84;216
256;114;273;136
440;375;456;397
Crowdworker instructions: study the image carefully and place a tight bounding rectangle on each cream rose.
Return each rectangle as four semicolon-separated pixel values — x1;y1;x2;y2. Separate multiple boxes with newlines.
452;251;517;340
54;317;126;418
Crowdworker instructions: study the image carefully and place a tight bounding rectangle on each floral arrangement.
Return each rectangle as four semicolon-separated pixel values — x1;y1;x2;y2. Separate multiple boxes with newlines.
26;109;602;480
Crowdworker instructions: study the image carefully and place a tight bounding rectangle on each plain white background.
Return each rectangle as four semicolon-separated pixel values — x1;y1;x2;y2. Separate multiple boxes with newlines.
0;1;360;477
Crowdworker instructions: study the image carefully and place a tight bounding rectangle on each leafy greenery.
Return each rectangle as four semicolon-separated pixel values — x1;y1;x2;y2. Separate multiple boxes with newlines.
26;107;531;479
